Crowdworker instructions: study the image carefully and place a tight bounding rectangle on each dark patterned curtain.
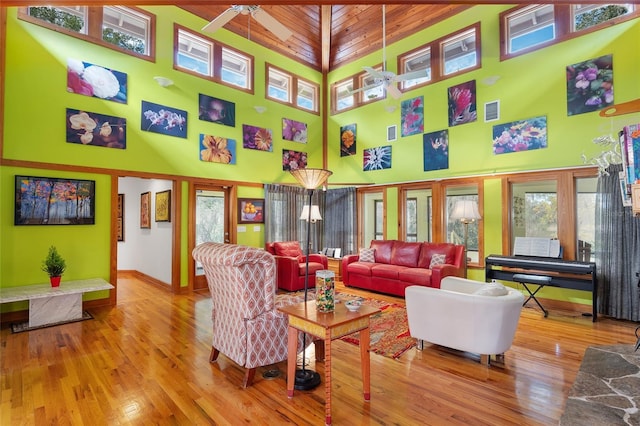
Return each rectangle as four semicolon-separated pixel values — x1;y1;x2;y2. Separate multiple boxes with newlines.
595;164;640;321
323;187;357;255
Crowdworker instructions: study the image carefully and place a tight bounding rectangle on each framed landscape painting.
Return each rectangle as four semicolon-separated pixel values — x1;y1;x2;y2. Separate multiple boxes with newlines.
15;175;95;225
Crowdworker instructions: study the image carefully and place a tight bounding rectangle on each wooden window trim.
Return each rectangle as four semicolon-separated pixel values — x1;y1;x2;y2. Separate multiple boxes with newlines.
330;63;384;115
18;6;156;62
265;63;319;114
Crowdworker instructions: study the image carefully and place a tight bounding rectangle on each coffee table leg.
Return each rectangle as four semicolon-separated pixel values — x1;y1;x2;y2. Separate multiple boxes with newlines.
324;334;331;425
287;326;297;398
360;325;371;401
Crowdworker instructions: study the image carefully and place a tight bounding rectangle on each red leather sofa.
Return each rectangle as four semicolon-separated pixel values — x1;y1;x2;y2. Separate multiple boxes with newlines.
341;240;465;297
265;241;329;292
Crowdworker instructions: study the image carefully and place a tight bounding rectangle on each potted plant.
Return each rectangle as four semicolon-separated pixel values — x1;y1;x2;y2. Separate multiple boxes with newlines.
41;246;66;287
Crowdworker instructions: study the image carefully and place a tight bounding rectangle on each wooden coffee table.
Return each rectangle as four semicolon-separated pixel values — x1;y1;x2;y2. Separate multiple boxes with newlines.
279;300;380;426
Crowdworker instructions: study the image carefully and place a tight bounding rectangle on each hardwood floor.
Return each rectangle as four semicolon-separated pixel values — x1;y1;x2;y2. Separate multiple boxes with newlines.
1;273;636;425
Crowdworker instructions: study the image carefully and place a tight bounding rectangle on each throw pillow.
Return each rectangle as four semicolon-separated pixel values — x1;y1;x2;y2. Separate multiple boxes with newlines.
429;253;446;268
473;282;509;296
359;248;376;263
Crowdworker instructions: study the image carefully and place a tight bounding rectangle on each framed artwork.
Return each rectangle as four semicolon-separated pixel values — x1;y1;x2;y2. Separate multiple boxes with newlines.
200;134;236;164
242;125;273;151
155;190;171;222
117;193;124;241
67;58;127;103
566;54;613;116
15;175;95;225
141;101;187;138
492;115;548;155
140;192;151;229
282;149;308;171
199;94;235;127
238;198;264;224
363;146;392;171
282;118;308;143
401;96;424;137
340;123;356;157
423;129;449;171
66;108;126;149
448;80;477;126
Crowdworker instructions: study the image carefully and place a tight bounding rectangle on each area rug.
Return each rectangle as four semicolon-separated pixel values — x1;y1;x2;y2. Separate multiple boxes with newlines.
11;311;93;333
337;294;415;359
559;344;640;425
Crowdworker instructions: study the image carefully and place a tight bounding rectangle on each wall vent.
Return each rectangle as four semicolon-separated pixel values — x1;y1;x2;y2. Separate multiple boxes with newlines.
484;100;500;122
387;125;397;142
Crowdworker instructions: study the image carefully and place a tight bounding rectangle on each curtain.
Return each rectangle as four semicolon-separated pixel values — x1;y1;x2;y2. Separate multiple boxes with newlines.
595;164;640;321
323;187;357;255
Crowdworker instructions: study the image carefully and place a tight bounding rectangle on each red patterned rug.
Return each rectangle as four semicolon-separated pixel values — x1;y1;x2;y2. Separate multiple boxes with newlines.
337;294;415;359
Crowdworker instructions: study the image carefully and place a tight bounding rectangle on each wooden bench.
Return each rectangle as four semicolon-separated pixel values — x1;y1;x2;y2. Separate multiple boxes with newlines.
0;278;113;328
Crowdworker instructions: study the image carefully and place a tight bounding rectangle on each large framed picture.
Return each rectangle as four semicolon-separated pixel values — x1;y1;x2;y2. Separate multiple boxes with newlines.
15;175;95;225
155;190;171;222
238;198;264;224
140;192;151;229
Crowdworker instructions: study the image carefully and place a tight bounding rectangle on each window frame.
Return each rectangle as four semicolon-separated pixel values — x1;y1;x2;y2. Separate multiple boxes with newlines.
331;63;385;115
18;6;156;62
174;24;254;94
265;63;319;114
500;4;638;61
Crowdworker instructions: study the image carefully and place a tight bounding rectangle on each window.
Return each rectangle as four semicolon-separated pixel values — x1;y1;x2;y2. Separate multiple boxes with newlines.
575;177;597;261
406;198;418;242
404;189;433;242
335;80;354;112
396;23;480;95
446;187;481;264
361;191;384;245
20;6;155;60
360;66;385;103
374;200;384;240
266;64;319;113
175;26;253;92
501;4;638;60
331;65;386;114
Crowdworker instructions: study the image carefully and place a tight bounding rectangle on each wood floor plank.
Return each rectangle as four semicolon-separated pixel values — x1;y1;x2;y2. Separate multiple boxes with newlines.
1;272;637;425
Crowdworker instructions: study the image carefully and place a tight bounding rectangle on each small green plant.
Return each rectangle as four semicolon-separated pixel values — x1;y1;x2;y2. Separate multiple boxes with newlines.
41;246;66;277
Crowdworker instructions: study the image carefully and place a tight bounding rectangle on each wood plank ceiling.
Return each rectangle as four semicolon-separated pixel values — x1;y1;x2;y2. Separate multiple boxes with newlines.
179;4;471;72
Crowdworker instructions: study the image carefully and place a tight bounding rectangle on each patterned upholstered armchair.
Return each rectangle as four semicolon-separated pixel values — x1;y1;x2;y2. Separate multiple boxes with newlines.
192;242;314;388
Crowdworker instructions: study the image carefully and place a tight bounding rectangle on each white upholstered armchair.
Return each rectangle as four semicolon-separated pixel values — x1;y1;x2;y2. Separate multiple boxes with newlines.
406;276;524;365
192;242;313;387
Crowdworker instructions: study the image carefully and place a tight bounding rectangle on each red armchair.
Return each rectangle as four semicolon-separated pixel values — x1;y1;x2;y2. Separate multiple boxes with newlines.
265;241;329;291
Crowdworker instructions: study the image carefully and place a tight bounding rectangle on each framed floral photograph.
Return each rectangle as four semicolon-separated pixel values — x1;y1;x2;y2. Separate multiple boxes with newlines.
282;149;308;171
242;125;273;151
141;101;187;138
200;134;236;164
401;96;424;137
423;129;449;171
198;94;235;127
66;108;126;149
492;116;547;155
238;198;264;224
448;80;477;126
67;58;127;104
140;192;151;229
363;146;392;171
155;190;171;222
340;123;356;157
282;118;308;143
566;54;613;116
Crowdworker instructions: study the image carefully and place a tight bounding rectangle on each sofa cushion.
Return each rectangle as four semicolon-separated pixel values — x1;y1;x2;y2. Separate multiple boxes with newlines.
418;243;456;268
370;264;405;280
391;241;421;268
398;268;433;286
359;247;376;263
298;261;324;277
370;240;394;264
347;262;374;276
273;241;303;258
429;253;446;268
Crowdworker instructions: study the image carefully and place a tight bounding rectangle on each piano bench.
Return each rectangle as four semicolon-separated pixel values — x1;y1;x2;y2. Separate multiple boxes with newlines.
512;274;552;317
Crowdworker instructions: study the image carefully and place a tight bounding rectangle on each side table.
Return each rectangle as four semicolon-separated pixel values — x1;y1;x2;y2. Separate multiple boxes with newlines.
326;258;342;281
279;300;380;426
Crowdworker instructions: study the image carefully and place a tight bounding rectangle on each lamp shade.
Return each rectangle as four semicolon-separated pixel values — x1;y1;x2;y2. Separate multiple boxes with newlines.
290;168;333;190
450;200;481;223
300;205;322;222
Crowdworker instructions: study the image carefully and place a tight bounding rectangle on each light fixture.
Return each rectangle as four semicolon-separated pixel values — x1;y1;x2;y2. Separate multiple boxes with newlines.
289;168;332;391
254;105;267;114
299;205;322;223
450;199;482;277
153;76;173;87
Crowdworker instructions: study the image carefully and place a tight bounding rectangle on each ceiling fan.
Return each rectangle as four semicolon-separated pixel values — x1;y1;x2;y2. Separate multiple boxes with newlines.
349;6;427;100
202;5;293;42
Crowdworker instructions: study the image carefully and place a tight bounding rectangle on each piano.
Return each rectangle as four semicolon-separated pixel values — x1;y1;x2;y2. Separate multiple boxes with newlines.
485;254;598;321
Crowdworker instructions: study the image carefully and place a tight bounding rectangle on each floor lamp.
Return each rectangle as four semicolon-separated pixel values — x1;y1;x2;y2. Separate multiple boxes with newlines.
450;200;481;277
290;168;332;391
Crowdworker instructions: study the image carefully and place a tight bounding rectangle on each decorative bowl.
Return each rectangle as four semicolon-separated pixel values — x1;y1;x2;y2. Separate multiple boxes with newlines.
345;300;362;312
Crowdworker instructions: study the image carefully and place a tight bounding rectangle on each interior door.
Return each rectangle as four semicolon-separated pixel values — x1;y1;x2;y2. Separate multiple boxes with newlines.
193;185;231;290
